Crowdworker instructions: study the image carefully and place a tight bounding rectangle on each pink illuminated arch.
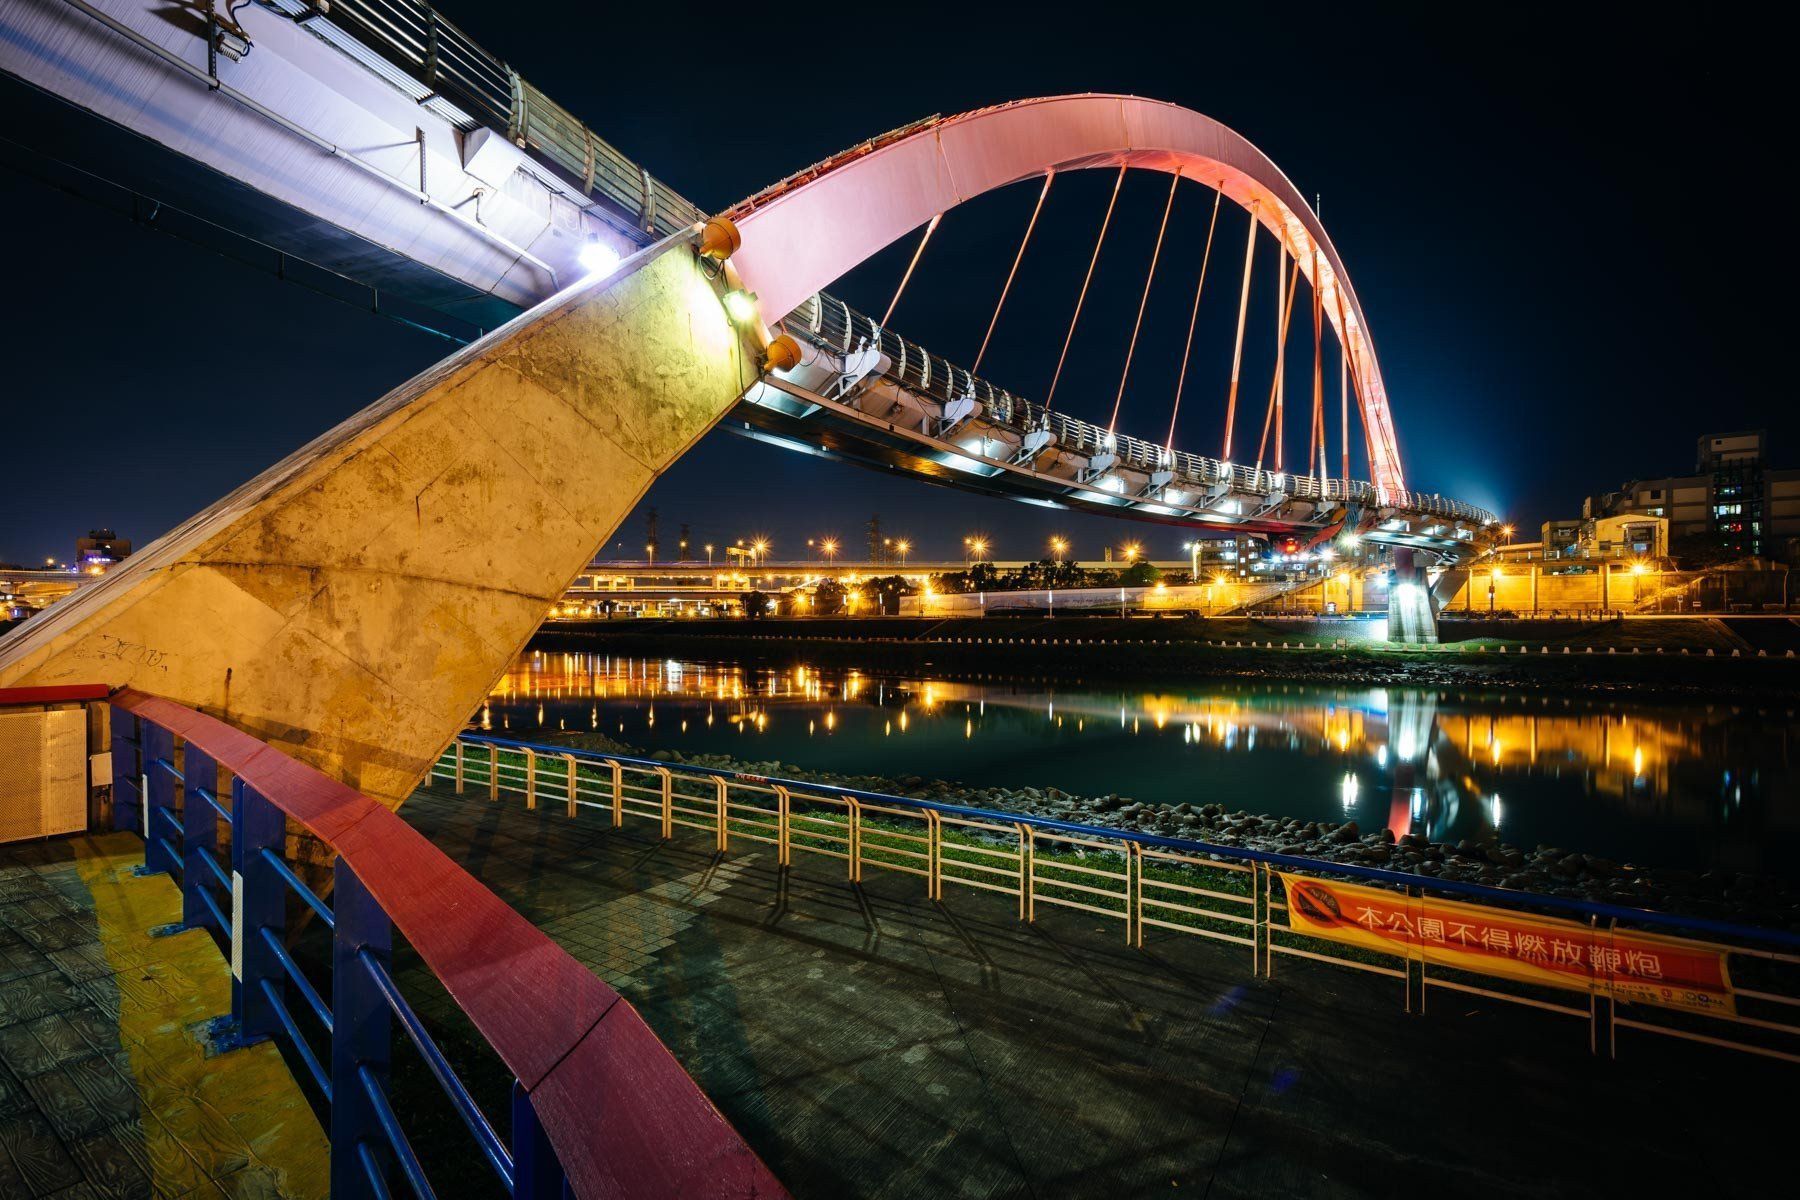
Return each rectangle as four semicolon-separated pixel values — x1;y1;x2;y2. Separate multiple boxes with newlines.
728;94;1406;496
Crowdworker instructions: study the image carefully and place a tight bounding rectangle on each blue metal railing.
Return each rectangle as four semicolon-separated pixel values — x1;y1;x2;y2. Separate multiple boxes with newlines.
457;732;1800;954
109;706;565;1199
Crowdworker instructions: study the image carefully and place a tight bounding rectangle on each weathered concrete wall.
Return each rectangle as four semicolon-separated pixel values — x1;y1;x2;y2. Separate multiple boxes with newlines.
0;232;757;807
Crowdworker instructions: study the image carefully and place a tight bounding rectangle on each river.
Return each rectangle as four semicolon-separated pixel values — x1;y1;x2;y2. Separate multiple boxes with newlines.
475;648;1800;879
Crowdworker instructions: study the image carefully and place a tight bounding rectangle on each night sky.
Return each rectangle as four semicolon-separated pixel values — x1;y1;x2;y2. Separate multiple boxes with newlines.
1;6;1787;566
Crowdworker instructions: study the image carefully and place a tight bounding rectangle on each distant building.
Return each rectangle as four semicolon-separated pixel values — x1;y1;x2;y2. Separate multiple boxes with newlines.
75;529;131;566
1540;519;1581;558
1584;431;1800;560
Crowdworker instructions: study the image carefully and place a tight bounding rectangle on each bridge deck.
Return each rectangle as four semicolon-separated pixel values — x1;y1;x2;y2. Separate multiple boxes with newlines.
402;782;1784;1199
0;833;327;1199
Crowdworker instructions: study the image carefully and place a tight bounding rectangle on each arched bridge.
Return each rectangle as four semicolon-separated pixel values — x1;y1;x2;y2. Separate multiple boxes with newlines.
2;4;1493;559
2;1;1495;817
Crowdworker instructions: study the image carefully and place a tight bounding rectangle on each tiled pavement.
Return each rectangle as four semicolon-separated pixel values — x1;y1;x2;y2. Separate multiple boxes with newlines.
0;834;326;1199
403;781;1792;1199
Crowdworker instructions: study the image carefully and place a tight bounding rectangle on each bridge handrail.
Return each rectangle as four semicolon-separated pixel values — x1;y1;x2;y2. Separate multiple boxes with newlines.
460;731;1798;952
787;294;1498;528
105;689;784;1198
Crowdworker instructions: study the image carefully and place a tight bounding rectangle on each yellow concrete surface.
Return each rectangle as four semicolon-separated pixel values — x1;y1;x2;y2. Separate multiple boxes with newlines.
74;832;328;1198
0;232;760;807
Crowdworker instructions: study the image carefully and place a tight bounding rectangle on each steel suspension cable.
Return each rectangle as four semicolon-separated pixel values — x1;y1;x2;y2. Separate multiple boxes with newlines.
1311;247;1325;490
1166;186;1223;448
1221;203;1259;460
1255;253;1302;472
880;212;942;328
1334;288;1380;489
1045;165;1127;411
1340;341;1350;488
1108;171;1181;432
1277;243;1285;467
973;171;1055;374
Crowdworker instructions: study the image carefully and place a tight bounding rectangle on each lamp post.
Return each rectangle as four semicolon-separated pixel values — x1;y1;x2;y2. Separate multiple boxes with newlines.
821;538;838;569
705;543;714;566
1489;565;1501;613
895;539;911;565
1184;540;1199;582
1050;536;1068;566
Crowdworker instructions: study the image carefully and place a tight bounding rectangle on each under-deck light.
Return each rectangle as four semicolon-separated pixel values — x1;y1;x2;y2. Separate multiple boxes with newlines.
579;239;621;275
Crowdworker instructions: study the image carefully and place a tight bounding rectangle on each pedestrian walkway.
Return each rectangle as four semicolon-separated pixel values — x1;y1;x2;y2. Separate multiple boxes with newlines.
0;833;327;1199
403;781;1789;1199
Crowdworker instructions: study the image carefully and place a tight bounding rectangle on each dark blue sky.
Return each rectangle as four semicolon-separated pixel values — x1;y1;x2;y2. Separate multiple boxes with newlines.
0;6;1787;566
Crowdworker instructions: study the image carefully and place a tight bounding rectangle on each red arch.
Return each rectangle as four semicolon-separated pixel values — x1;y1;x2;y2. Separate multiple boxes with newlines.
728;94;1406;496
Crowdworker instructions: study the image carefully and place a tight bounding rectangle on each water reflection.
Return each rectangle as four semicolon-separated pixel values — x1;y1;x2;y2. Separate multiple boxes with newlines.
480;650;1800;877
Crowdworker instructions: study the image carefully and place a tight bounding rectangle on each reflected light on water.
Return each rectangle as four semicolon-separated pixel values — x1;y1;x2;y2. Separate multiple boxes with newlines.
482;652;1800;875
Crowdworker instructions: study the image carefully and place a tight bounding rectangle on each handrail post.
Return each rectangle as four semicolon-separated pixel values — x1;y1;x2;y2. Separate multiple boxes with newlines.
142;721;178;876
605;759;623;827
560;753;579;817
775;785;791;867
655;766;673;839
846;798;861;882
523;748;538;809
488;744;499;800
1018;823;1033;922
510;1080;567;1199
181;747;221;934
1128;843;1142;947
927;811;941;901
108;704;142;835
233;780;285;1044
332;859;392;1200
714;778;729;853
454;739;465;794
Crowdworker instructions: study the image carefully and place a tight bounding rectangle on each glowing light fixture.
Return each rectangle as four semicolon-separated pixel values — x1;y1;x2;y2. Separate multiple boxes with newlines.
578;239;621;275
722;289;759;323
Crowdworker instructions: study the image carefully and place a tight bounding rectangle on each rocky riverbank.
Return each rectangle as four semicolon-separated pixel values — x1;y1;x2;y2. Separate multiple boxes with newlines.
548;729;1800;934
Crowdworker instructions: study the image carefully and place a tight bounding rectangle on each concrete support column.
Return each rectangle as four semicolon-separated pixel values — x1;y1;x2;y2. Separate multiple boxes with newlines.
1386;548;1440;644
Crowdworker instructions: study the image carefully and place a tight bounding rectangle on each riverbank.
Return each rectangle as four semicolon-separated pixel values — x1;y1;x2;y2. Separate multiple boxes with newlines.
535;615;1800;699
525;725;1799;932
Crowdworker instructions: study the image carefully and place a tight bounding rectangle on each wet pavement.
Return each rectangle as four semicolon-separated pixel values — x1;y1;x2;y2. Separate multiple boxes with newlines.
0;833;326;1199
401;782;1791;1199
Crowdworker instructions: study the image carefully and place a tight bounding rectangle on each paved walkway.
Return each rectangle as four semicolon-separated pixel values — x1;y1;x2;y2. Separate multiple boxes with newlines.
402;783;1789;1199
1;833;327;1199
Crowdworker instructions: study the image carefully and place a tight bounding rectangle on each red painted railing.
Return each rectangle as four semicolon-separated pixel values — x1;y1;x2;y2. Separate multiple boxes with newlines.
93;685;785;1199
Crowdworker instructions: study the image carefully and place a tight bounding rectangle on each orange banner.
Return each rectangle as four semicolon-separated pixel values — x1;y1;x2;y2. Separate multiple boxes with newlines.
1277;873;1734;1016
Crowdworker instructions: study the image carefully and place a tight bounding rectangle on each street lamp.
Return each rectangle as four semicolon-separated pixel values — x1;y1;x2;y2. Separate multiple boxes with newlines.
752;538;769;567
970;537;988;563
1489;565;1502;613
1050;536;1068;565
1183;540;1199;580
1123;542;1142;564
821;538;838;567
705;543;714;566
895;539;911;564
